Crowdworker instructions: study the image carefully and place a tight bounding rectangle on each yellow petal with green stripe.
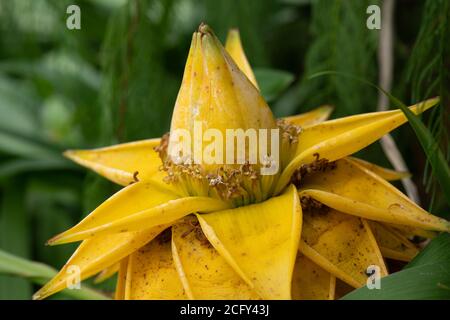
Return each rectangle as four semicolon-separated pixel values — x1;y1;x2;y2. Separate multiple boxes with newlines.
299;158;450;232
275;98;438;193
197;185;301;299
33;226;166;300
171;216;260;299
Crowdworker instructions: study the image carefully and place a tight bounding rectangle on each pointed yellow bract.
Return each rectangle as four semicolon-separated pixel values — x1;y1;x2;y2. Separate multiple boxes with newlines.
392;225;438;239
124;235;187;300
115;258;128;300
94;263;119;284
291;253;335;300
49;182;231;244
300;210;387;288
33;225;166;300
64;138;167;187
348;157;410;181
48;182;177;244
169;26;276;173
171;217;260;299
225;29;259;89
283;105;334;128
369;221;419;262
299;158;450;232
275;98;439;193
196;185;301;299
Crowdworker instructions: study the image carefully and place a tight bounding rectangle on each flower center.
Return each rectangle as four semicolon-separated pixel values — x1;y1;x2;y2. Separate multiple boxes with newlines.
155;120;303;207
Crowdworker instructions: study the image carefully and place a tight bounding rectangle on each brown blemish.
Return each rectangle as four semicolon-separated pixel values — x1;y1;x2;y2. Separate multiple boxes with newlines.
157;228;172;244
300;195;329;214
291;153;337;187
133;171;139;182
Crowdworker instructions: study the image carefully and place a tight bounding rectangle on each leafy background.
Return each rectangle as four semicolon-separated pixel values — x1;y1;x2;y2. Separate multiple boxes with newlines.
0;0;449;299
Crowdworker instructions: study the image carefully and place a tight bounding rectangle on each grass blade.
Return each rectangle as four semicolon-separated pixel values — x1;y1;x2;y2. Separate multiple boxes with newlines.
0;249;111;300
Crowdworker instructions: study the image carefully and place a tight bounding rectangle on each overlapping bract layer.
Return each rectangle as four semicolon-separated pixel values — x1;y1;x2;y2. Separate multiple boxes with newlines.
35;24;449;300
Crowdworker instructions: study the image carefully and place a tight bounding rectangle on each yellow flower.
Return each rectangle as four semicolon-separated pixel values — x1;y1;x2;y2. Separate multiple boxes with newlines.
34;24;450;300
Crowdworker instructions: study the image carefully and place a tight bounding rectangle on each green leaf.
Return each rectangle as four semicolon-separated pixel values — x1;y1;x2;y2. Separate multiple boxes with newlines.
405;233;450;269
279;0;312;5
0;158;77;180
0;249;111;300
99;0;179;144
0;180;31;299
0;249;54;280
25;176;81;268
0;76;40;136
342;234;450;300
254;68;294;102
0;128;61;160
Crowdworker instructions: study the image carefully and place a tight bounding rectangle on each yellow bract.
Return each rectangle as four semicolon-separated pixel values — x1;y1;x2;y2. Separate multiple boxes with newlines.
283;105;334;128
300;210;387;288
369;221;419;262
292;253;335;300
348;157;410;181
197;185;301;299
124;237;187;299
275;98;439;193
114;258;128;300
48;181;231;244
169;26;276;173
94;263;119;284
225;29;259;89
299;158;450;232
171;217;260;299
33;225;167;300
64;138;164;187
393;224;438;239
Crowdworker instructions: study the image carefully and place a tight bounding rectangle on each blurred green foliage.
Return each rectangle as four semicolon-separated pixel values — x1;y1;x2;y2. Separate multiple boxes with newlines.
0;0;448;299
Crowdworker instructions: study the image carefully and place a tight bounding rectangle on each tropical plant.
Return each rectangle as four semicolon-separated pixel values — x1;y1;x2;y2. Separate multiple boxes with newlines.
32;24;450;300
0;0;449;300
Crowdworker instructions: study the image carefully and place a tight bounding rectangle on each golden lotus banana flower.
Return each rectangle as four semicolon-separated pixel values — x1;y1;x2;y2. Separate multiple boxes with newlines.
34;24;450;300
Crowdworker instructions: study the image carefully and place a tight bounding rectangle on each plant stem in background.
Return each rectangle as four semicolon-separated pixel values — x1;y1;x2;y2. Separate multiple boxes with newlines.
377;0;421;205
